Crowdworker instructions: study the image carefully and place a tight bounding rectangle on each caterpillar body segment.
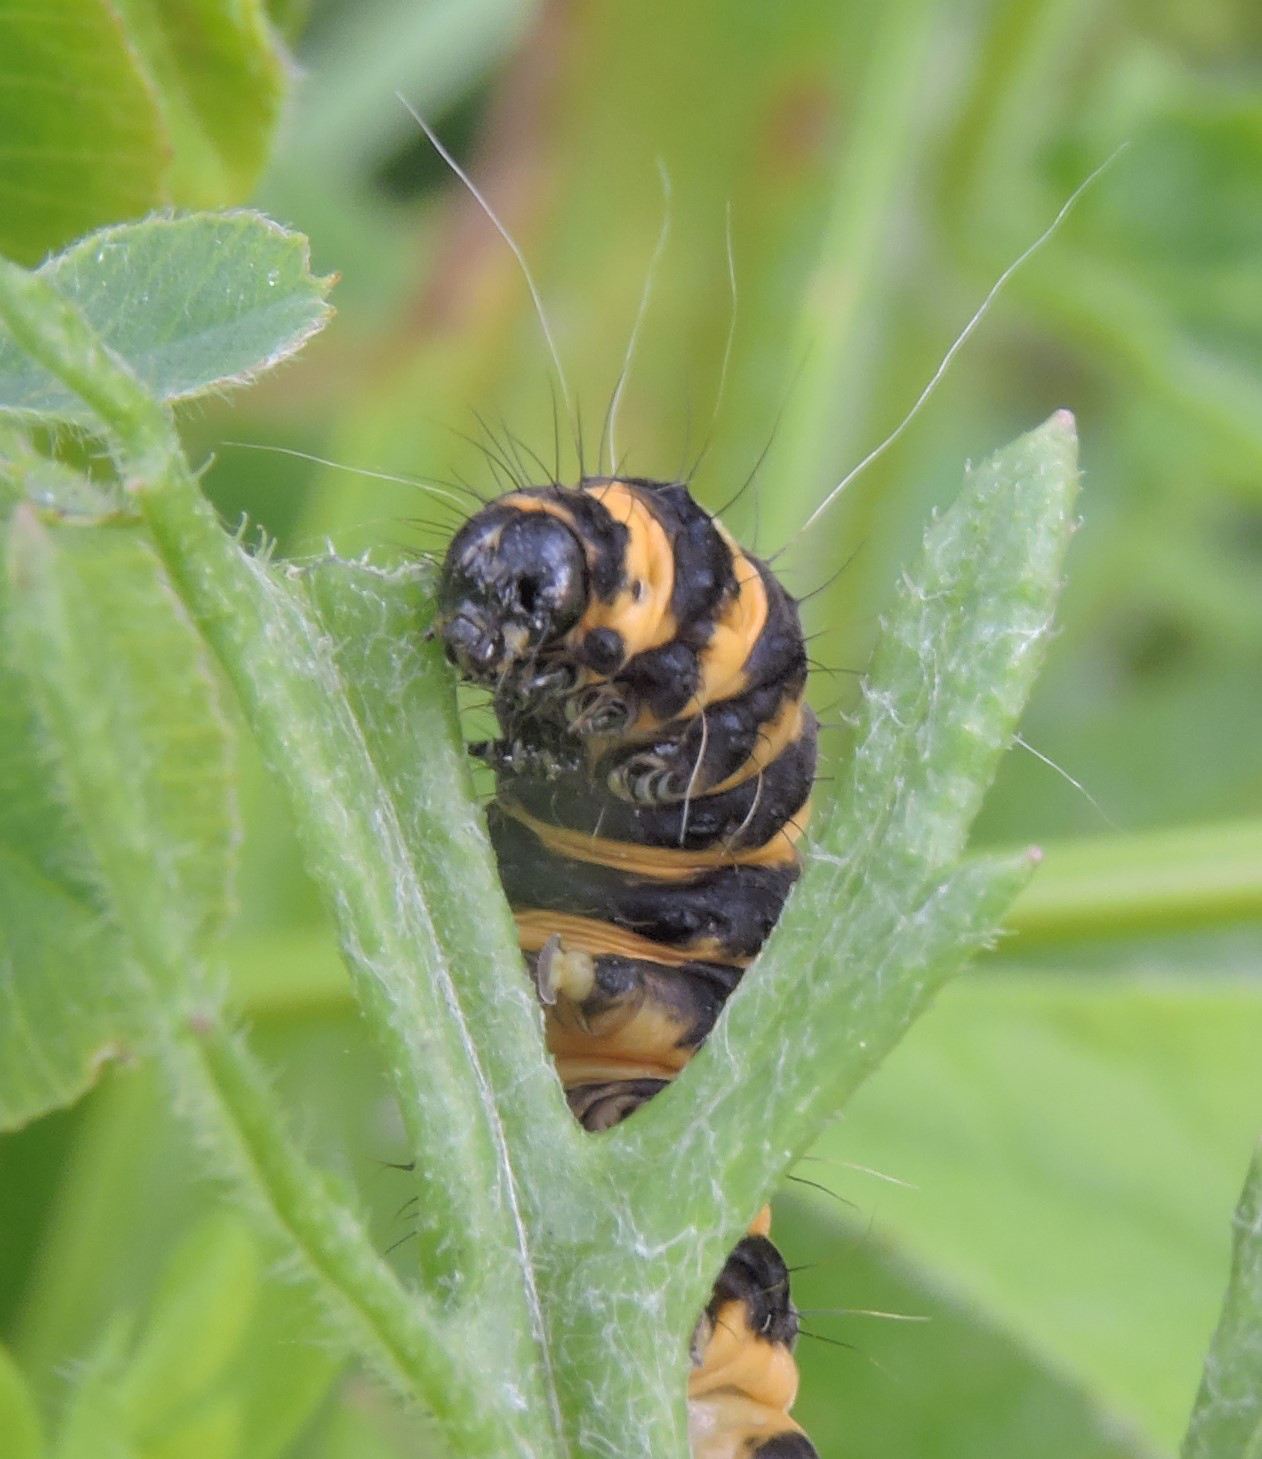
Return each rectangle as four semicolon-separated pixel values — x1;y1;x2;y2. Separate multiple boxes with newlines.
689;1236;818;1459
437;476;820;1457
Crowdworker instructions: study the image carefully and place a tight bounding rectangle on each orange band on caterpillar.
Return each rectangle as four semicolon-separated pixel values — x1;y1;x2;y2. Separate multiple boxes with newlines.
439;476;818;1459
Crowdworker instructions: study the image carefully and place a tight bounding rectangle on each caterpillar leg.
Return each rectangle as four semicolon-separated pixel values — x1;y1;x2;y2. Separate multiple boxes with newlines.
531;935;738;1129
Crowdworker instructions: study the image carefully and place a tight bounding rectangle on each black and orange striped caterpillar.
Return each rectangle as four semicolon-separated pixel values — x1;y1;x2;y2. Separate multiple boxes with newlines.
436;474;819;1458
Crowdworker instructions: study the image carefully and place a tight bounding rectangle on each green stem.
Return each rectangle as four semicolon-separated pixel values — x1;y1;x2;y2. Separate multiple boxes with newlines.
300;559;584;1182
0;254;537;1282
0;256;565;1456
165;1022;523;1453
609;854;1034;1325
1004;818;1262;942
609;413;1078;1317
935;0;1093;237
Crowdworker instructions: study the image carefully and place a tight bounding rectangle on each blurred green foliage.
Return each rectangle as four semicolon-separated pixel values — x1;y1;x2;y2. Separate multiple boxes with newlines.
0;0;289;265
1;1;1260;1456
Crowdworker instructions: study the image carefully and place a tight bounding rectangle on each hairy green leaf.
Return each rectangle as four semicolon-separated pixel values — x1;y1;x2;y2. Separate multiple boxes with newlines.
0;465;142;1128
618;413;1080;1258
4;511;238;1004
0;214;333;425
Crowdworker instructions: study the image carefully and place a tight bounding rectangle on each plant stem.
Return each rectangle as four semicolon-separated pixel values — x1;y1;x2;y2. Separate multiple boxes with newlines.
605;413;1079;1317
1005;818;1262;942
164;1021;528;1453
0;255;567;1456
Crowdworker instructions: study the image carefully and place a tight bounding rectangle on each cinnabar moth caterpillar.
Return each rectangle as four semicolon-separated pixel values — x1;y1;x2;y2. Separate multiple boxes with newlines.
438;475;819;1458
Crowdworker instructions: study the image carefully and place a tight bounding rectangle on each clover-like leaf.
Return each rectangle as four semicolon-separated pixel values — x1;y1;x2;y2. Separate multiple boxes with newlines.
0;214;332;424
0;506;238;1129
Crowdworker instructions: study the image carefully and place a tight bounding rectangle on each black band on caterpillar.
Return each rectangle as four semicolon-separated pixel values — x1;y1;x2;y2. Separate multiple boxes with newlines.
438;476;820;1458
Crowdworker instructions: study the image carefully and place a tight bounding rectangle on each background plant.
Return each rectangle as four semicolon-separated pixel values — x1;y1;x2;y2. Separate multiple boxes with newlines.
1;3;1260;1458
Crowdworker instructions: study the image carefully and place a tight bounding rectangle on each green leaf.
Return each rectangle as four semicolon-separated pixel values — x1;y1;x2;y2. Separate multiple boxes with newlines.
1182;1141;1262;1459
0;1344;45;1459
620;413;1081;1244
142;1397;241;1459
806;974;1262;1450
0;475;144;1130
0;0;290;265
0;251;555;1458
10;1060;343;1459
27;1215;257;1459
0;0;168;266
109;0;289;207
0;851;137;1132
4;510;238;1002
0;214;332;426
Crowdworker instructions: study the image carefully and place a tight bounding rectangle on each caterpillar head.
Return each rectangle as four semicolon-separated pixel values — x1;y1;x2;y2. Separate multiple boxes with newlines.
437;506;589;682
